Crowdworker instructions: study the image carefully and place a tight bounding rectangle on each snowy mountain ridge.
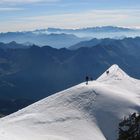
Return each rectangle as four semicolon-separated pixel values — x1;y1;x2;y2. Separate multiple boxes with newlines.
0;64;139;140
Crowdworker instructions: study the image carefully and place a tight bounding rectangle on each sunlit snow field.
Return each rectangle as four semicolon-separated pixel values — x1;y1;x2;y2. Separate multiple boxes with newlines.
0;64;139;140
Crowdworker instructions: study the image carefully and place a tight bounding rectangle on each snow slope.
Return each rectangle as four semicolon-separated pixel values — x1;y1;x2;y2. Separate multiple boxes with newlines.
0;64;139;140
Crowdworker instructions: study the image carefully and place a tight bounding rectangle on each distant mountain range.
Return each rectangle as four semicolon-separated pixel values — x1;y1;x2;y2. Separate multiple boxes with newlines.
47;26;135;33
69;38;101;50
0;37;140;105
0;32;85;48
69;37;140;50
0;26;140;49
0;41;30;49
43;26;140;38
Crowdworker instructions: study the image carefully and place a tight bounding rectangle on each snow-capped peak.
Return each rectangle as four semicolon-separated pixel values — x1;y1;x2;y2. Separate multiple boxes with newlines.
0;64;139;140
97;64;129;82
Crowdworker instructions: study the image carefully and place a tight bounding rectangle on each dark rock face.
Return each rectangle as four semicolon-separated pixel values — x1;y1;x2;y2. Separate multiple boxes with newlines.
118;113;140;140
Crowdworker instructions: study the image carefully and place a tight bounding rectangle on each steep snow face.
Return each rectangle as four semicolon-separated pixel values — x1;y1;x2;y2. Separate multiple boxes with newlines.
97;64;129;82
0;64;139;140
97;64;140;93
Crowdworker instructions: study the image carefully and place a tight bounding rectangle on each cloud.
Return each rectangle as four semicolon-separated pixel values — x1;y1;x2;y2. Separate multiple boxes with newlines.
0;9;140;32
19;9;140;28
0;0;60;4
0;7;23;11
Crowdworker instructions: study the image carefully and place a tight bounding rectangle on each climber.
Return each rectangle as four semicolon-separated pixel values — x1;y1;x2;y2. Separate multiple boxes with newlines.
106;70;109;75
85;76;89;85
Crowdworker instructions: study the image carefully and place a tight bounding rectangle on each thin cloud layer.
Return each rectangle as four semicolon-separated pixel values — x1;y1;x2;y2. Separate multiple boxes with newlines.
0;7;23;11
0;0;140;32
0;0;59;4
0;9;140;32
19;9;140;28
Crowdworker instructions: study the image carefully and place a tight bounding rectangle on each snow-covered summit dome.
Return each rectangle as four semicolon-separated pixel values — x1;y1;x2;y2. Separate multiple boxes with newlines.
0;64;139;140
97;64;130;82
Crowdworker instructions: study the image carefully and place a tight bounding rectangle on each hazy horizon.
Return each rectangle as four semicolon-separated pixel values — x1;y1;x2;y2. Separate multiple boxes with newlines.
0;0;140;32
0;25;139;34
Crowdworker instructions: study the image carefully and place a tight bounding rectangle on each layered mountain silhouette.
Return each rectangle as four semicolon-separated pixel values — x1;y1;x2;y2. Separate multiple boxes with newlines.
69;38;101;50
0;41;30;49
69;37;140;50
1;26;140;49
47;26;135;33
0;37;140;115
46;26;140;38
0;32;84;48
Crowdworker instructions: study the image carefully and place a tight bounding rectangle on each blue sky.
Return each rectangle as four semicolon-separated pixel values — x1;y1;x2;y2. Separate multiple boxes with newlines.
0;0;140;32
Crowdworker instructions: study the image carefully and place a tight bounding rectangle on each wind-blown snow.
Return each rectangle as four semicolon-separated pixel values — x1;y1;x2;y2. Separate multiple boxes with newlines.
0;64;139;140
